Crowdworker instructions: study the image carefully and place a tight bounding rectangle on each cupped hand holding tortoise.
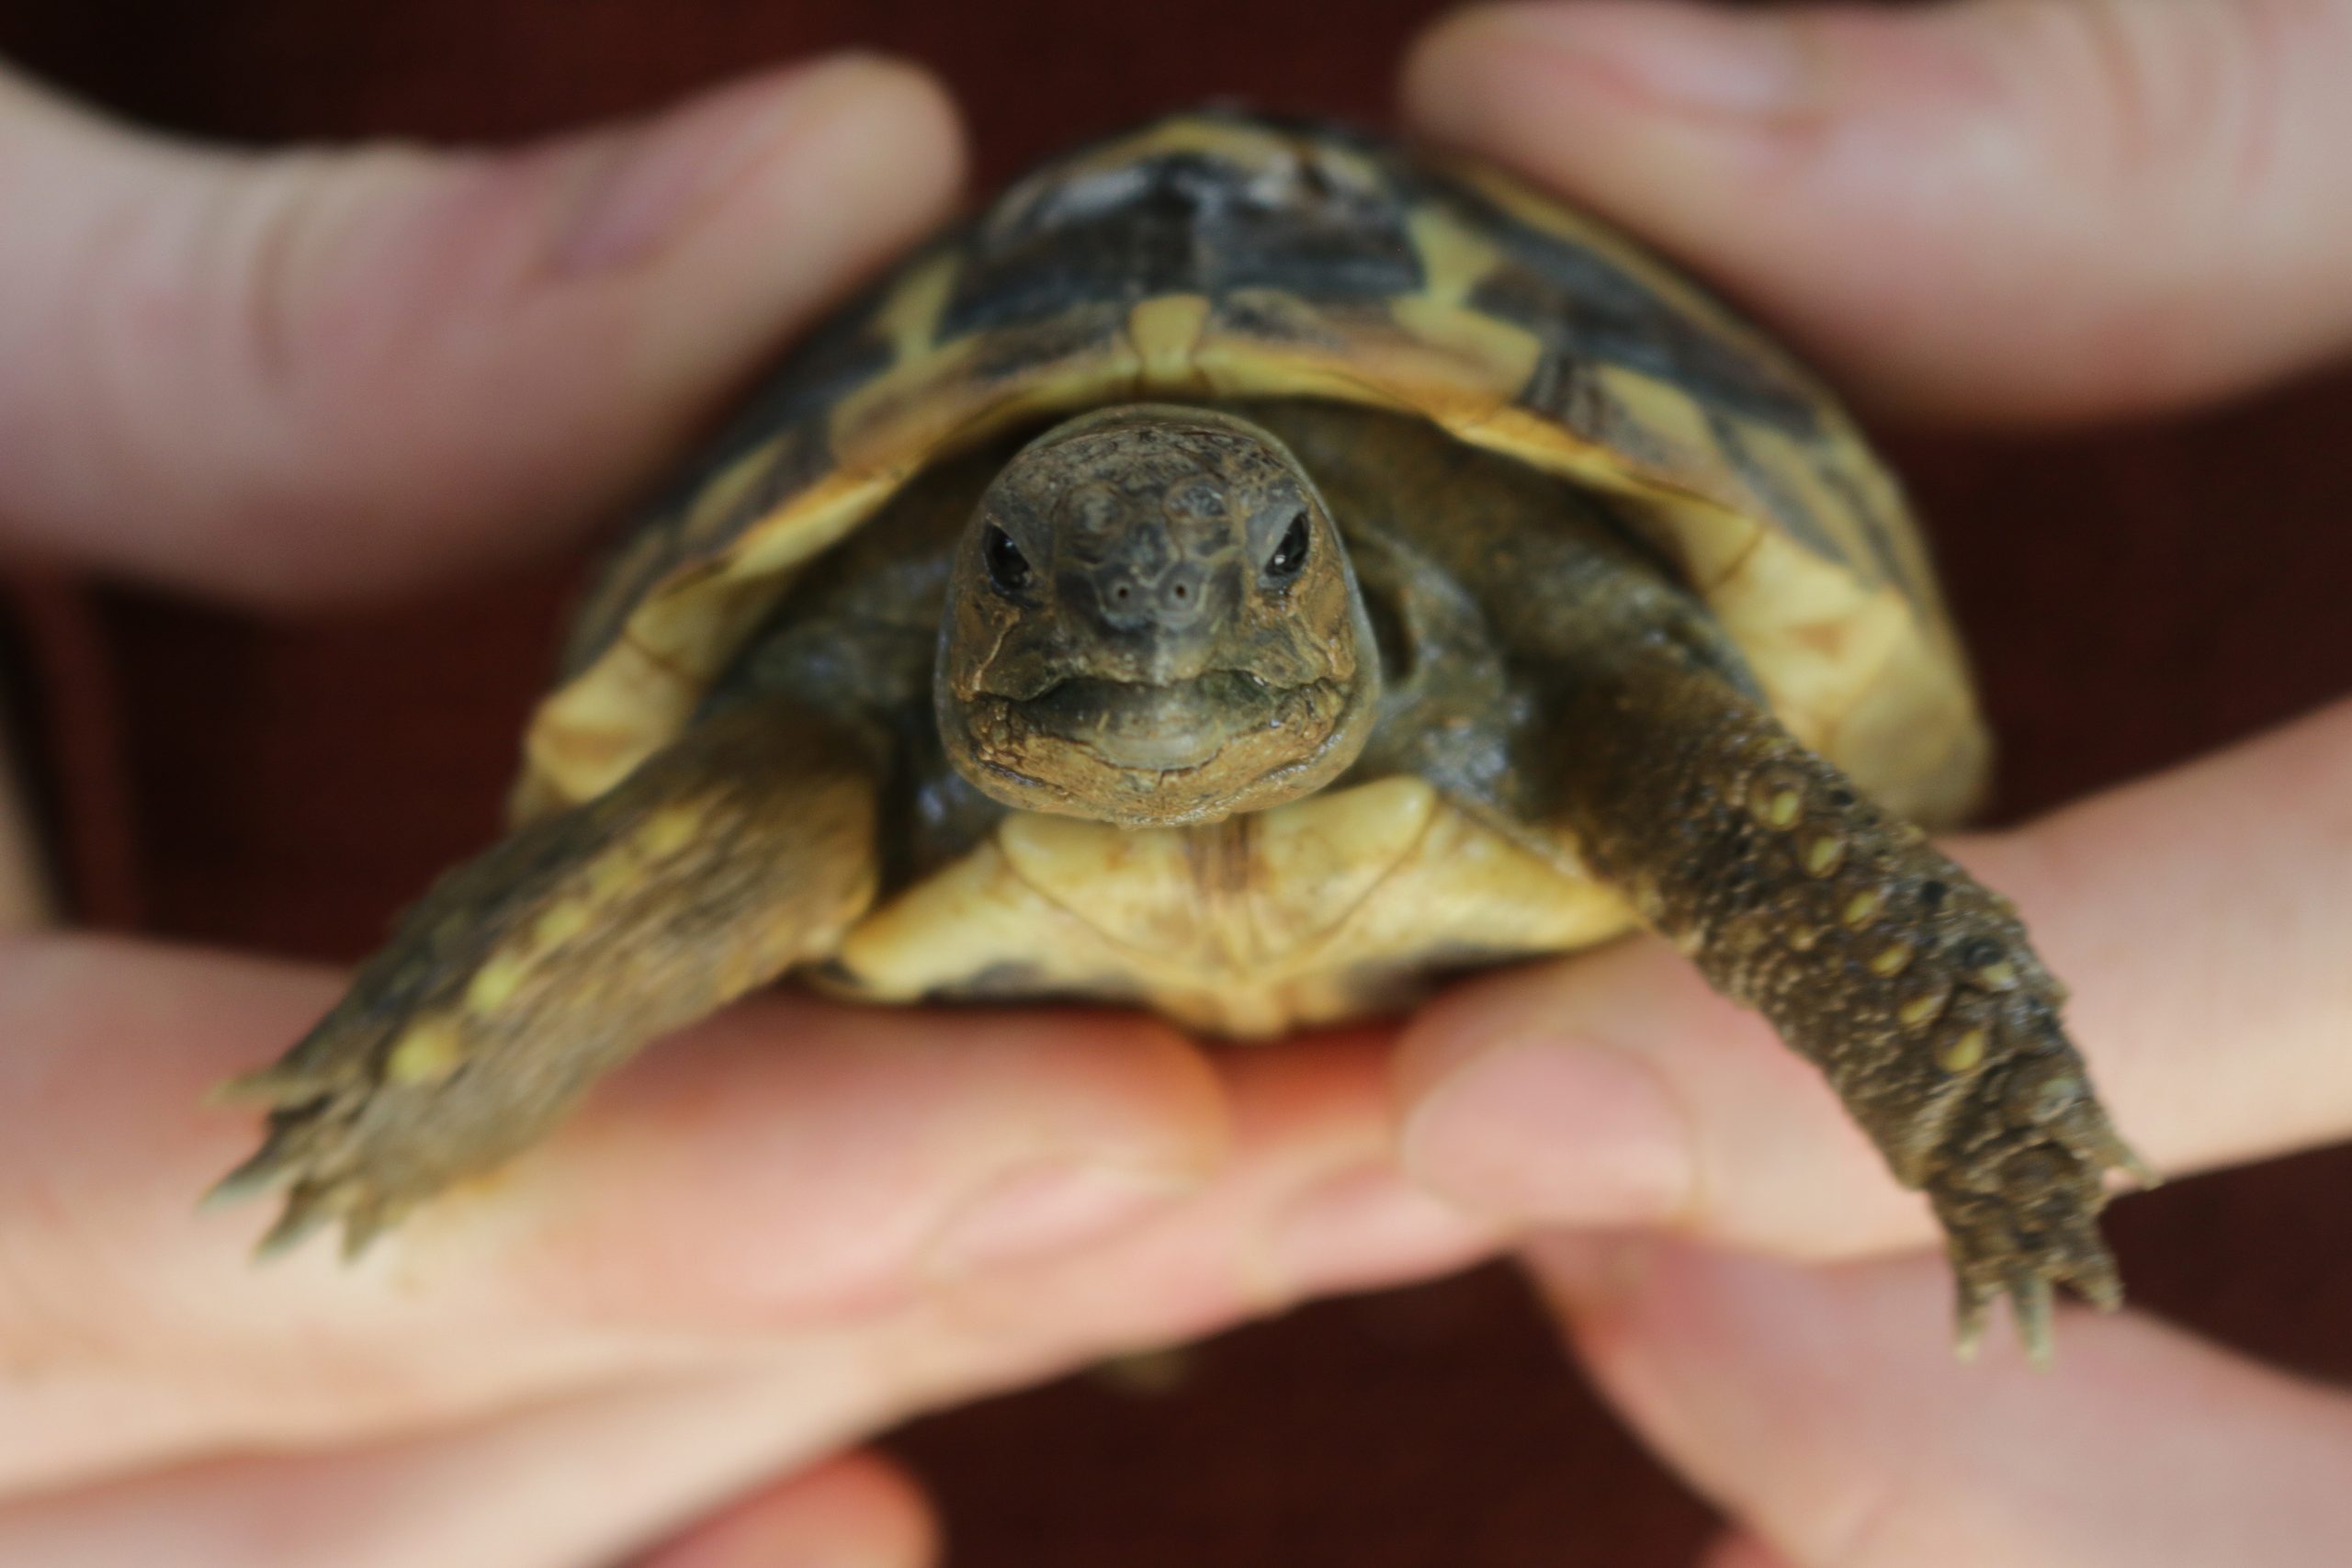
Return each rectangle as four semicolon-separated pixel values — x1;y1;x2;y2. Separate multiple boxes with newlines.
0;60;1494;1568
1398;2;2352;1565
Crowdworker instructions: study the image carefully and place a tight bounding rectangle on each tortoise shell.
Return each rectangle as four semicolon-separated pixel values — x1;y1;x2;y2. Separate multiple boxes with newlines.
517;109;1984;840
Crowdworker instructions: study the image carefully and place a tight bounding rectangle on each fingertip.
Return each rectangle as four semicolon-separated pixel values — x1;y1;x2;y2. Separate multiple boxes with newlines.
724;51;969;273
551;55;960;277
638;1450;939;1568
1404;0;2352;423
1405;2;1818;133
1698;1531;1801;1568
1395;982;1696;1231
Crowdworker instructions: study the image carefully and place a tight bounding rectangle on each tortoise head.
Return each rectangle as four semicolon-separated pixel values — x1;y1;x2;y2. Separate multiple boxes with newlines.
936;405;1379;826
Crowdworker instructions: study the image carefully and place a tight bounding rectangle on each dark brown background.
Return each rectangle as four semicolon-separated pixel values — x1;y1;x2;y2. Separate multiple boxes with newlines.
5;2;2349;1563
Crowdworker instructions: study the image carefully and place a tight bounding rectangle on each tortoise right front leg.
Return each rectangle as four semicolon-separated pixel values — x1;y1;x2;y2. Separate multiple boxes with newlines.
1539;636;2151;1358
209;697;881;1257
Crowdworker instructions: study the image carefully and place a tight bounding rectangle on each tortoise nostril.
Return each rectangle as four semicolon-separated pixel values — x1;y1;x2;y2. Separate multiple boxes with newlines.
1172;582;1190;601
1114;584;1132;602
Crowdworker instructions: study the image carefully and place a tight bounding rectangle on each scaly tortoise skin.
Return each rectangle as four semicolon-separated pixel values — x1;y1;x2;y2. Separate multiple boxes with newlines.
213;110;2146;1356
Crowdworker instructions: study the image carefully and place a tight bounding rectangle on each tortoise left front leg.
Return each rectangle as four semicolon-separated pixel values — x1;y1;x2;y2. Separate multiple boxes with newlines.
209;696;881;1257
1534;635;2151;1357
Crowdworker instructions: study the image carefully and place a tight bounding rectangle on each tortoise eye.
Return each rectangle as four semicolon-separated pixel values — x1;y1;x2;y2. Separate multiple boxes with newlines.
984;526;1033;597
1264;513;1311;581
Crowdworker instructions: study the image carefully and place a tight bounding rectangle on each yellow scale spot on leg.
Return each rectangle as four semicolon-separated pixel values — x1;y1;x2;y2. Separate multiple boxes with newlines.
1803;835;1845;876
1897;990;1947;1028
1869;942;1914;977
1751;781;1802;829
532;900;593;949
1976;960;2019;990
1842;889;1883;928
639;805;703;857
1937;1027;1989;1074
587;855;637;899
467;953;530;1014
386;1021;467;1088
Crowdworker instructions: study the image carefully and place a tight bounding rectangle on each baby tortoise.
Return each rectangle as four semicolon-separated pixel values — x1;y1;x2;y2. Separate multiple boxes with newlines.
213;110;2148;1357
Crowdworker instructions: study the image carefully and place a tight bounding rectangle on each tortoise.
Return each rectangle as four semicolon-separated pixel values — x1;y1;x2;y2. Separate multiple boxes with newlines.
211;108;2148;1355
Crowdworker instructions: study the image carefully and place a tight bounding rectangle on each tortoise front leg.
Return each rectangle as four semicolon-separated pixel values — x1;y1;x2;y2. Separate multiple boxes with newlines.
1540;639;2149;1357
209;697;881;1257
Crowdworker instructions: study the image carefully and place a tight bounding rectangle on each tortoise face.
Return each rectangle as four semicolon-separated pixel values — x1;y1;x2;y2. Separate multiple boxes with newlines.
936;404;1379;826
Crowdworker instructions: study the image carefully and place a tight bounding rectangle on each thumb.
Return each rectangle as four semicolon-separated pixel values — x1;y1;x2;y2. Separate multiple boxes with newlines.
1404;0;2352;422
0;57;963;604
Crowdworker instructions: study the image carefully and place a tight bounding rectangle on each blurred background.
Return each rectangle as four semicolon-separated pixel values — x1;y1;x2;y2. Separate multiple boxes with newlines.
2;1;2349;1562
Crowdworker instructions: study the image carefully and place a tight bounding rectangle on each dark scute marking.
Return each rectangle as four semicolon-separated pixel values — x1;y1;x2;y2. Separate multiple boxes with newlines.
956;305;1130;388
930;961;1051;1000
941;150;1422;339
1818;459;1928;604
1703;410;1846;566
658;267;907;502
1414;168;1823;439
705;422;838;551
1519;350;1677;471
562;269;912;674
920;968;1153;1011
1210;289;1377;353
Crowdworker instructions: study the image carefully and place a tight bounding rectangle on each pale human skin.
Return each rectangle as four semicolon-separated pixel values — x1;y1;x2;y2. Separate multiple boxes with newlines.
9;0;2352;1562
0;60;1497;1567
1391;0;2352;1563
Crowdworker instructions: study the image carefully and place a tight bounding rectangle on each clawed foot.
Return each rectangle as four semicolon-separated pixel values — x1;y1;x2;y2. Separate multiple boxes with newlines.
1928;1055;2156;1364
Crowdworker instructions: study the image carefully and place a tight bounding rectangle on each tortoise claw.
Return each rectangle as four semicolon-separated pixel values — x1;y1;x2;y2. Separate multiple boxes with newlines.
2011;1274;2056;1370
199;1146;297;1212
253;1186;339;1261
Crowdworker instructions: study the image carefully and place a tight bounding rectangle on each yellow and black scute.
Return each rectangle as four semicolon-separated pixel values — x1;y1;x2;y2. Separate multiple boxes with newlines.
521;108;1984;835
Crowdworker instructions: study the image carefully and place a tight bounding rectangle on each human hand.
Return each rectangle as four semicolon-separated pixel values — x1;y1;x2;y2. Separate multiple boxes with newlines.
0;62;1491;1565
1396;0;2352;1561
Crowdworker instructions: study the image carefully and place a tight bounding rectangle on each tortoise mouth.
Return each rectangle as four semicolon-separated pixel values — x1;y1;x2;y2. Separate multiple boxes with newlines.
947;666;1368;826
1002;671;1336;775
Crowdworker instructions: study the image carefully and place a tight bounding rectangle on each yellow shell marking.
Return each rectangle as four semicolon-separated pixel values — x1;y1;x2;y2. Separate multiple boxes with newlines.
870;252;959;363
1127;294;1213;392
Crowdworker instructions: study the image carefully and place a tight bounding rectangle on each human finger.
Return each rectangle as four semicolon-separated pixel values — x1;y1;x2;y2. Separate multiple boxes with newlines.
1531;1237;2352;1568
5;938;1494;1495
1396;697;2352;1260
633;1452;935;1568
0;933;1220;1489
0;56;961;603
0;1359;929;1568
1403;0;2352;421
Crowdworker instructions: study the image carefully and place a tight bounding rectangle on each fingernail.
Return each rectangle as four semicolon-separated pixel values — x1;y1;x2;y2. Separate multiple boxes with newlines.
557;62;832;273
1493;0;1819;118
1265;1164;1501;1295
1401;1036;1693;1225
924;1159;1191;1277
